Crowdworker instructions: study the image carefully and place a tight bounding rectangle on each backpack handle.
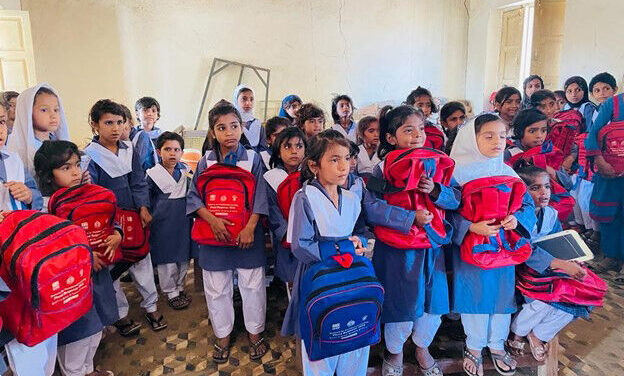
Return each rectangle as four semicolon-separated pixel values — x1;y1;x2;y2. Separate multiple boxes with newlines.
422;220;453;248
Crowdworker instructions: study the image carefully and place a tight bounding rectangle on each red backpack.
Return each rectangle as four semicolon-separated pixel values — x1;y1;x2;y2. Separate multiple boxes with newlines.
546;110;582;156
598;98;624;173
459;176;532;269
0;211;93;346
117;209;150;263
424;125;445;151
371;148;454;249
277;171;302;249
516;265;607;307
191;164;256;246
48;184;121;266
576;133;594;181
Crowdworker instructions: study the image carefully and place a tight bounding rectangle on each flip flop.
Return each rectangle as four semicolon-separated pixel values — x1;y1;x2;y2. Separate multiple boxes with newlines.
463;347;483;376
490;350;517;376
248;335;269;360
526;332;547;362
212;342;230;364
144;313;167;331
381;359;404;376
505;338;527;357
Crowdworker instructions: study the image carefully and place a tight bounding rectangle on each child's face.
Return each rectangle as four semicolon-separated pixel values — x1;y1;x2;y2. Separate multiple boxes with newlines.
286;101;301;119
591;82;616;104
92;113;124;145
527;173;551;208
476;120;507;158
213;113;242;151
237;90;254;113
336;99;352;119
52;153;83;189
441;110;466;131
137;105;159;130
157;140;183;169
279;136;305;172
310;143;350;187
414;95;432;118
32;92;60;134
525;78;543;98
521;120;548;149
537;98;558;119
267;125;286;147
0;106;7;148
387;114;425;149
349;153;358;173
303;117;324;138
120;119;132;141
361;121;380;147
8;97;16;122
554;94;565;111
565;83;584;104
495;94;521;121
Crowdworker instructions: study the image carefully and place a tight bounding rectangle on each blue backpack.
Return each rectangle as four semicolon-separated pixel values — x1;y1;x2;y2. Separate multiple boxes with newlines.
299;239;384;361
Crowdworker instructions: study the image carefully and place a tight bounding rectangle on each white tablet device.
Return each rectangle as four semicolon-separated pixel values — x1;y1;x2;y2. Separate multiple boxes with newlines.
533;229;594;262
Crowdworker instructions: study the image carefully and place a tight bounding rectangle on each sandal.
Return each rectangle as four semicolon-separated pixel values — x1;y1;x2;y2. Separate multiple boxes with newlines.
418;361;443;376
212;342;230;364
526;332;547;362
168;295;190;310
248;335;268;360
113;318;141;337
86;371;114;376
505;338;527;357
144;312;167;331
489;350;517;376
180;290;192;303
381;359;404;376
462;347;483;376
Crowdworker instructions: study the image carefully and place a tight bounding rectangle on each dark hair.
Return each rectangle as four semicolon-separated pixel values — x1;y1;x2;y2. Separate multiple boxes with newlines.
119;104;134;127
356;115;378;143
300;129;350;183
378;105;423;159
156;131;184;150
440;101;466;123
295;103;325;129
135;96;161;119
494;86;522;105
589;72;617;92
529;89;556;108
201;100;250;156
265;116;290;140
563;76;589;105
405;86;438;113
268;126;307;169
1;91;18;109
553;90;565;100
34;140;82;196
89;99;126;124
511;108;548;140
348;140;359;158
33;87;57;105
331;95;354;123
516;165;549;186
474;113;501;134
522;75;544;94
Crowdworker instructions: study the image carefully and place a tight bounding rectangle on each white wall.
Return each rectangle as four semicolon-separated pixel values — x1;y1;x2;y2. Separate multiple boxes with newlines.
0;0;20;10
21;0;469;144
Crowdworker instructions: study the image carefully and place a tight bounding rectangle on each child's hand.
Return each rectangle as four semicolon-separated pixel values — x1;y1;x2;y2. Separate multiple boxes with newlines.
139;207;152;227
417;176;435;194
561;155;575;174
91;252;105;272
5;182;33;204
501;215;518;230
348;235;365;255
595;156;618;178
545;166;558;181
0;211;9;223
207;215;234;244
236;224;255;249
81;170;92;184
415;209;433;227
102;231;122;261
469;219;501;236
552;259;587;280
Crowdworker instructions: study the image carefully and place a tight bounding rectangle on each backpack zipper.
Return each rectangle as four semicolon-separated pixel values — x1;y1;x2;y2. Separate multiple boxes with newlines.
305;276;379;305
10;221;73;274
312;261;367;280
0;212;46;254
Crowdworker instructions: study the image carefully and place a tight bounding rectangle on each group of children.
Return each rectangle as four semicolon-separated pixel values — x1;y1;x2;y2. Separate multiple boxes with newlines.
0;70;618;376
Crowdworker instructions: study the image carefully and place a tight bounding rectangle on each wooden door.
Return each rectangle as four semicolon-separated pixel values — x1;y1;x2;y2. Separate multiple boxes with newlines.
531;0;566;89
0;10;36;92
497;7;525;89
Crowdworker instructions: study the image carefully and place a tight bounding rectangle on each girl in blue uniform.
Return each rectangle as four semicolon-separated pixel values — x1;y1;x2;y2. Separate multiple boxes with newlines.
146;132;193;309
259;116;289;170
562;76;596;132
371;106;460;376
279;94;302;125
233;85;267;152
34;140;119;376
84;99;166;335
186;100;269;363
331;94;358;142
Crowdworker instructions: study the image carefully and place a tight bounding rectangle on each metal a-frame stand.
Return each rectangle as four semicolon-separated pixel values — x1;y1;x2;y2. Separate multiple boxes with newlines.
194;58;271;130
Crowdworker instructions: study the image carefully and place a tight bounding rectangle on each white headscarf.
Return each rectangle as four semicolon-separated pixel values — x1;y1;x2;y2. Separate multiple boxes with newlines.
232;84;255;122
7;83;69;174
449;116;517;185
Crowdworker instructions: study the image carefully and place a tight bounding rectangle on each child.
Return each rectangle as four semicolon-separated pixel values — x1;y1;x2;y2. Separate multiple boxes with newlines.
264;127;307;284
281;130;370;375
585;93;624;276
493;87;522;132
129;101;159;170
260;116;289;170
507;166;589;362
119;104;133;141
348;140;359;174
589;72;618;121
372;105;459;376
186;101;269;363
562;76;596;132
34;140;119;376
146;132;193;309
278;94;302;124
405;86;438;125
521;75;544;109
331;94;358;142
439;101;467;154
7;83;70;176
553;90;566;112
1;90;18;134
135;96;163;143
296;103;325;139
355;115;380;176
449;113;540;376
233;85;268;151
84;99;166;335
529;90;558;120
